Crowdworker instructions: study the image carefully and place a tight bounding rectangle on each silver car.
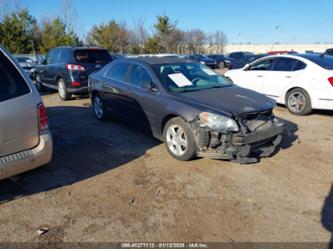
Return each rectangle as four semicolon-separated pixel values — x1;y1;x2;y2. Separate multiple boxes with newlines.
0;47;53;180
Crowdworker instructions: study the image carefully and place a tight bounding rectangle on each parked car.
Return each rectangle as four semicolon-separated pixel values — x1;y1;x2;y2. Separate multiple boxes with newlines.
0;47;53;180
325;48;333;56
225;54;333;115
228;51;255;69
14;56;36;80
267;50;297;55
207;54;234;69
184;54;218;69
35;46;113;100
88;57;284;164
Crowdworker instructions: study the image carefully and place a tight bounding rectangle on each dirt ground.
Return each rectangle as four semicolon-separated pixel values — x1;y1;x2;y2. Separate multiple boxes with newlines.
0;87;333;243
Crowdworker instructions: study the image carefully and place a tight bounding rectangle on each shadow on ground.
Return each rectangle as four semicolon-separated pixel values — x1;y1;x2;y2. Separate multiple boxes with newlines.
322;185;333;249
0;105;160;204
278;117;299;150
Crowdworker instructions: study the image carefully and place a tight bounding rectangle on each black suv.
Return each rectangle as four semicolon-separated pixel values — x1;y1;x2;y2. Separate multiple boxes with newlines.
35;46;112;100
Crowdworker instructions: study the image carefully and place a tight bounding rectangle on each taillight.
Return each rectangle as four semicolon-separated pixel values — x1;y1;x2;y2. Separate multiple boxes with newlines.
66;64;85;71
328;77;333;87
37;103;49;132
71;81;81;87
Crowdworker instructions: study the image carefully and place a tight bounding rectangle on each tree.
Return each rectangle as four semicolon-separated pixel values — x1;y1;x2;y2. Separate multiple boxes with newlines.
182;29;206;54
153;14;182;53
86;21;129;53
143;37;161;54
206;30;227;53
38;17;80;53
0;8;37;53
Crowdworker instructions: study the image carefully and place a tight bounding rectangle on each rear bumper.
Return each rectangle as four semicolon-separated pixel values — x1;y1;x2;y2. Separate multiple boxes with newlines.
0;132;53;180
67;86;88;94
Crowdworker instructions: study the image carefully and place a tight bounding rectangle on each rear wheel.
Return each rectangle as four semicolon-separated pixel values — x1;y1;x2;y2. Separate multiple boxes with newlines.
58;79;71;101
163;117;196;161
286;88;312;115
92;94;108;121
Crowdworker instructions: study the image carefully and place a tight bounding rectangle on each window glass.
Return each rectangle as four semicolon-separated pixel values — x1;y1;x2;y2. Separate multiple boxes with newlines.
273;58;299;71
248;58;275;71
294;61;306;71
74;49;111;63
105;63;129;81
58;49;69;62
299;54;333;70
47;49;58;64
0;51;30;102
129;65;152;87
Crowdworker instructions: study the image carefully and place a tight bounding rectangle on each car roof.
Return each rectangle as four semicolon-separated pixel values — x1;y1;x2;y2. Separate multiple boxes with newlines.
116;56;192;65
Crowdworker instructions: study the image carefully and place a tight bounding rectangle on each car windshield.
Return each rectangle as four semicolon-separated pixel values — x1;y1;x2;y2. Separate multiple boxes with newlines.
74;49;112;63
300;55;333;70
153;62;232;92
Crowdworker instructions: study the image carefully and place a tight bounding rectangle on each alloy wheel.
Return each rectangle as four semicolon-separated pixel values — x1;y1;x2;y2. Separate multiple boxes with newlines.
166;124;188;156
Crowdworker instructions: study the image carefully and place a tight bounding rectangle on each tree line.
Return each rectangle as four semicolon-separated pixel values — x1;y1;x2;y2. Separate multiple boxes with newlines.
0;7;227;55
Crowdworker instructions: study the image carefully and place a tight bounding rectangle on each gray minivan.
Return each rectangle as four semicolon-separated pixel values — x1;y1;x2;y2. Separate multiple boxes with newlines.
0;47;53;180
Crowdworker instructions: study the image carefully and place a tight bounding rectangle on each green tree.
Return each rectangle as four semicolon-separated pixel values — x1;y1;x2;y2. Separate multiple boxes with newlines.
143;37;162;54
0;9;37;53
38;17;80;53
86;21;129;53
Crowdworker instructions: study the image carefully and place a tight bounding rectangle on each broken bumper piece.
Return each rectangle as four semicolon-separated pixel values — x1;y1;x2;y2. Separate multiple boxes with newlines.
196;122;284;164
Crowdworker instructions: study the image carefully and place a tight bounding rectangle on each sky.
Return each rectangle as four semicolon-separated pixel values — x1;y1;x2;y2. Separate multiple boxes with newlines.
11;0;333;44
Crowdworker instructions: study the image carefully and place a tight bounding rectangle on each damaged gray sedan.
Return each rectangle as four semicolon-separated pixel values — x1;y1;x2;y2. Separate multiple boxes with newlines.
88;57;284;164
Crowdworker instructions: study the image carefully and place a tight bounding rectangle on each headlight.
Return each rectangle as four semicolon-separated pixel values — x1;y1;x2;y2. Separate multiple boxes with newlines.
200;61;205;64
199;112;239;132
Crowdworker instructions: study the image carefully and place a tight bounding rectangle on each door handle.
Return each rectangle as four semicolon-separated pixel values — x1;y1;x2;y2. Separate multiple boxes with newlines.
127;88;132;94
285;75;292;78
257;75;263;78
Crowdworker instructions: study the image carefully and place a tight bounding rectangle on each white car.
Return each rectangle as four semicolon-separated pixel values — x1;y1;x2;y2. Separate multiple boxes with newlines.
225;54;333;115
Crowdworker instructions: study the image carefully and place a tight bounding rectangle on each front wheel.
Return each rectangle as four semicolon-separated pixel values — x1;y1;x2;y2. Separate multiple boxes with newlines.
219;61;226;69
286;88;312;115
35;74;46;92
58;79;71;101
163;117;197;161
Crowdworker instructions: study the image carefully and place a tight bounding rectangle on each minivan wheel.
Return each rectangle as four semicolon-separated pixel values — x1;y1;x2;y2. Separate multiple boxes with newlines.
93;94;108;121
163;117;196;161
286;88;312;115
58;79;71;101
35;74;46;91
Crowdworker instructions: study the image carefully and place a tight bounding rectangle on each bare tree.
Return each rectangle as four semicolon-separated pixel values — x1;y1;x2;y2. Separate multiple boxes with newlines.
206;30;227;53
182;29;206;54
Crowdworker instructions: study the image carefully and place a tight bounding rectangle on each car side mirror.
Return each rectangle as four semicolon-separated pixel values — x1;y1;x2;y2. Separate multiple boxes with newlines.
142;81;157;92
41;59;47;65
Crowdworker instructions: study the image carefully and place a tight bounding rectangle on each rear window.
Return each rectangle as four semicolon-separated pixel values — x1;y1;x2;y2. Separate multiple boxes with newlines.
300;55;333;70
74;49;112;64
0;51;30;103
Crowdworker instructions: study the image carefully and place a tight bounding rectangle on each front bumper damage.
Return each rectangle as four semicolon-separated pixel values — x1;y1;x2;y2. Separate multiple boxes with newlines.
192;110;284;164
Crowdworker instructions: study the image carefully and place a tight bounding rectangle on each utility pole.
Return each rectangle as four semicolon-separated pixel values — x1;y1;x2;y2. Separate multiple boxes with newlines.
271;25;281;51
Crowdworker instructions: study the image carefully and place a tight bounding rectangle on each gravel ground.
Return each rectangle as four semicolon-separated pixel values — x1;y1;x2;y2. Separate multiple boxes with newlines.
0;87;332;243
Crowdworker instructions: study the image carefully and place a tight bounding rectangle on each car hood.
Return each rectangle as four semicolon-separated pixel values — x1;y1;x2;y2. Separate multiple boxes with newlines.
175;86;276;116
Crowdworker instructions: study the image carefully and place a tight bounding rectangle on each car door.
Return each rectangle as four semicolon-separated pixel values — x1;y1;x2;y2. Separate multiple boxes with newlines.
262;57;306;100
0;49;40;157
125;64;160;132
40;48;59;86
235;58;276;93
101;62;131;118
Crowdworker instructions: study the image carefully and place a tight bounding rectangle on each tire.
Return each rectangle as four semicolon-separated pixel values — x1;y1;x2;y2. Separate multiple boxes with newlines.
218;61;225;69
58;78;71;101
163;117;197;161
286;88;312;115
35;74;46;92
92;93;109;121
